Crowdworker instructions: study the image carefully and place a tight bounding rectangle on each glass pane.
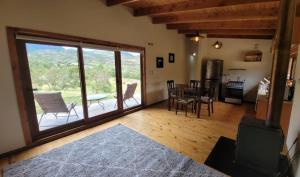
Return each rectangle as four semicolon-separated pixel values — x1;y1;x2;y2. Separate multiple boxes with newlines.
26;43;84;131
83;48;118;118
121;51;142;109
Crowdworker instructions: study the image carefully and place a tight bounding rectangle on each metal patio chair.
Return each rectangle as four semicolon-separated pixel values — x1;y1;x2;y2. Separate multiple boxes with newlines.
114;83;139;108
34;92;79;125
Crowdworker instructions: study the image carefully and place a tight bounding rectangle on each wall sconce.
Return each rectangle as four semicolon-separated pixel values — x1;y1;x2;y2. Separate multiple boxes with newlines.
213;41;223;49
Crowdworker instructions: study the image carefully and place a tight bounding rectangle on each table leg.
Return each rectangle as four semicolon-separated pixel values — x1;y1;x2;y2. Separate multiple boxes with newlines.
98;100;105;110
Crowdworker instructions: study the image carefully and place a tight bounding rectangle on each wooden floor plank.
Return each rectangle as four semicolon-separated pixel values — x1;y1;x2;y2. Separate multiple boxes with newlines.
0;101;255;176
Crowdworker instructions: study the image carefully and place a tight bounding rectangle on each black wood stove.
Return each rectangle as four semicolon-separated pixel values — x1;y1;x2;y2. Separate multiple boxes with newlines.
235;116;285;176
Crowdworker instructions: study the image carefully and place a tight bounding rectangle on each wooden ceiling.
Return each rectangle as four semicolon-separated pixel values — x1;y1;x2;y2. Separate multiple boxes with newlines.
106;0;299;39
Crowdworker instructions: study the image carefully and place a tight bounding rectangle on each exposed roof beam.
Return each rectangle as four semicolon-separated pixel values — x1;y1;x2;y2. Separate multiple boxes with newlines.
206;34;274;39
185;34;273;39
134;0;278;16
106;0;138;6
167;20;277;30
152;7;278;24
178;29;276;36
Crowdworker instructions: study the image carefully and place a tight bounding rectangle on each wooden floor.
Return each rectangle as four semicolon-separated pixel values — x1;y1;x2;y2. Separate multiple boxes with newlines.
0;101;255;176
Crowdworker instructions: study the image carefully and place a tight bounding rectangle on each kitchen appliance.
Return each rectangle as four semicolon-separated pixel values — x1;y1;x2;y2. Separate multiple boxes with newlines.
201;59;223;100
225;81;244;104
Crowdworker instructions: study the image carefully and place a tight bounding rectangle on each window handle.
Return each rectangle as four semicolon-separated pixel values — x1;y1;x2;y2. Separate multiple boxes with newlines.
27;88;38;91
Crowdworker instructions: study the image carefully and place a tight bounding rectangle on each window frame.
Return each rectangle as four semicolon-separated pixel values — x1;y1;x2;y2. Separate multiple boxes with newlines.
7;27;146;144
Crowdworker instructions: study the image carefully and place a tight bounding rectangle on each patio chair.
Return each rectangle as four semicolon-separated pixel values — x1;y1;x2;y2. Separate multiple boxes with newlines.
34;92;79;125
114;83;139;108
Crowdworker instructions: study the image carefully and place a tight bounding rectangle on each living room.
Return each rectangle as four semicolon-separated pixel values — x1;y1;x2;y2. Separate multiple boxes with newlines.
0;0;300;177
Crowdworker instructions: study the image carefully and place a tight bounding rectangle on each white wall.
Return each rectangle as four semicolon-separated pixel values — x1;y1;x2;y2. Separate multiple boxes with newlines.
190;38;273;102
0;0;188;154
186;39;199;80
287;45;300;177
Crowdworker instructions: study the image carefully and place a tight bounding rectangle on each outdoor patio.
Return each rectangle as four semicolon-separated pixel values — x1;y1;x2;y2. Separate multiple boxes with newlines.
38;96;141;131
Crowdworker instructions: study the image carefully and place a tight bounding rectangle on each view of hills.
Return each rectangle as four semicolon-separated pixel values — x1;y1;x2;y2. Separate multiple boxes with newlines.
26;43;139;66
25;43;141;97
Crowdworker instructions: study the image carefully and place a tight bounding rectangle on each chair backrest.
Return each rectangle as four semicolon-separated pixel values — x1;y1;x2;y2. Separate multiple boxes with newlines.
34;92;69;114
124;83;137;100
167;80;175;89
190;80;201;88
206;80;216;98
175;86;185;99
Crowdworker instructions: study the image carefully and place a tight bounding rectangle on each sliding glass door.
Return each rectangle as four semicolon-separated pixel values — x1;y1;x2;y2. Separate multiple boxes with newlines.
25;43;84;131
82;48;119;118
11;29;145;141
121;51;142;109
23;43;123;132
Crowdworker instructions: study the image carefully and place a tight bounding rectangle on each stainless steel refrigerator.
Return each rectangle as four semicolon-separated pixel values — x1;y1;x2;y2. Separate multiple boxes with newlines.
201;59;224;100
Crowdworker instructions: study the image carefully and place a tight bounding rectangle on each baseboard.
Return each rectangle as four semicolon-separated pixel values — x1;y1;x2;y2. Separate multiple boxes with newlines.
145;99;167;107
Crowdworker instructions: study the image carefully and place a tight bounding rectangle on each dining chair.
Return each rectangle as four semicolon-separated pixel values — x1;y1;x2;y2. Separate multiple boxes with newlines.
198;81;216;117
190;80;201;89
189;80;201;100
175;87;195;117
167;80;176;111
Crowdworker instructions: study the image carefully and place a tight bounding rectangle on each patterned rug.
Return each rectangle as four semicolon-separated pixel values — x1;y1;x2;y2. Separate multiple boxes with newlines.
4;124;226;177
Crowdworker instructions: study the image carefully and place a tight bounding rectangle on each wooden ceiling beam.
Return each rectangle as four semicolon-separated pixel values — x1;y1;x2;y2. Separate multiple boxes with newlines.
134;0;278;16
178;29;276;36
297;4;300;16
206;34;274;39
185;34;273;39
167;20;277;30
106;0;138;6
152;7;278;24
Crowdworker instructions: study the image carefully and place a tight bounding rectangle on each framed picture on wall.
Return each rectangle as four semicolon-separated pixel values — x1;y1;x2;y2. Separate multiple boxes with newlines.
169;53;175;63
156;57;164;68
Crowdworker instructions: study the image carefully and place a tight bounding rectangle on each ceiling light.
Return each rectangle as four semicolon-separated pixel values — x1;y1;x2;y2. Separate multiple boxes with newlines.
213;41;223;49
190;33;204;42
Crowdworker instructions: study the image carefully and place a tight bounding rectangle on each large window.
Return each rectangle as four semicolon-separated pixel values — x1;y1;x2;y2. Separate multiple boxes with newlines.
83;48;118;118
9;28;145;141
26;43;84;131
121;51;142;109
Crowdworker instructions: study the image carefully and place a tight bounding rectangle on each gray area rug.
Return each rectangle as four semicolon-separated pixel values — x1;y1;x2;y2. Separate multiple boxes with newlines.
4;124;226;177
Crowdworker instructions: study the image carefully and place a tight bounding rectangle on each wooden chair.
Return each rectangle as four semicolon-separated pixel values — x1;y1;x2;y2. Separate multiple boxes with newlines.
167;80;176;111
197;81;216;117
175;87;195;117
190;80;201;89
189;80;201;100
34;92;79;124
